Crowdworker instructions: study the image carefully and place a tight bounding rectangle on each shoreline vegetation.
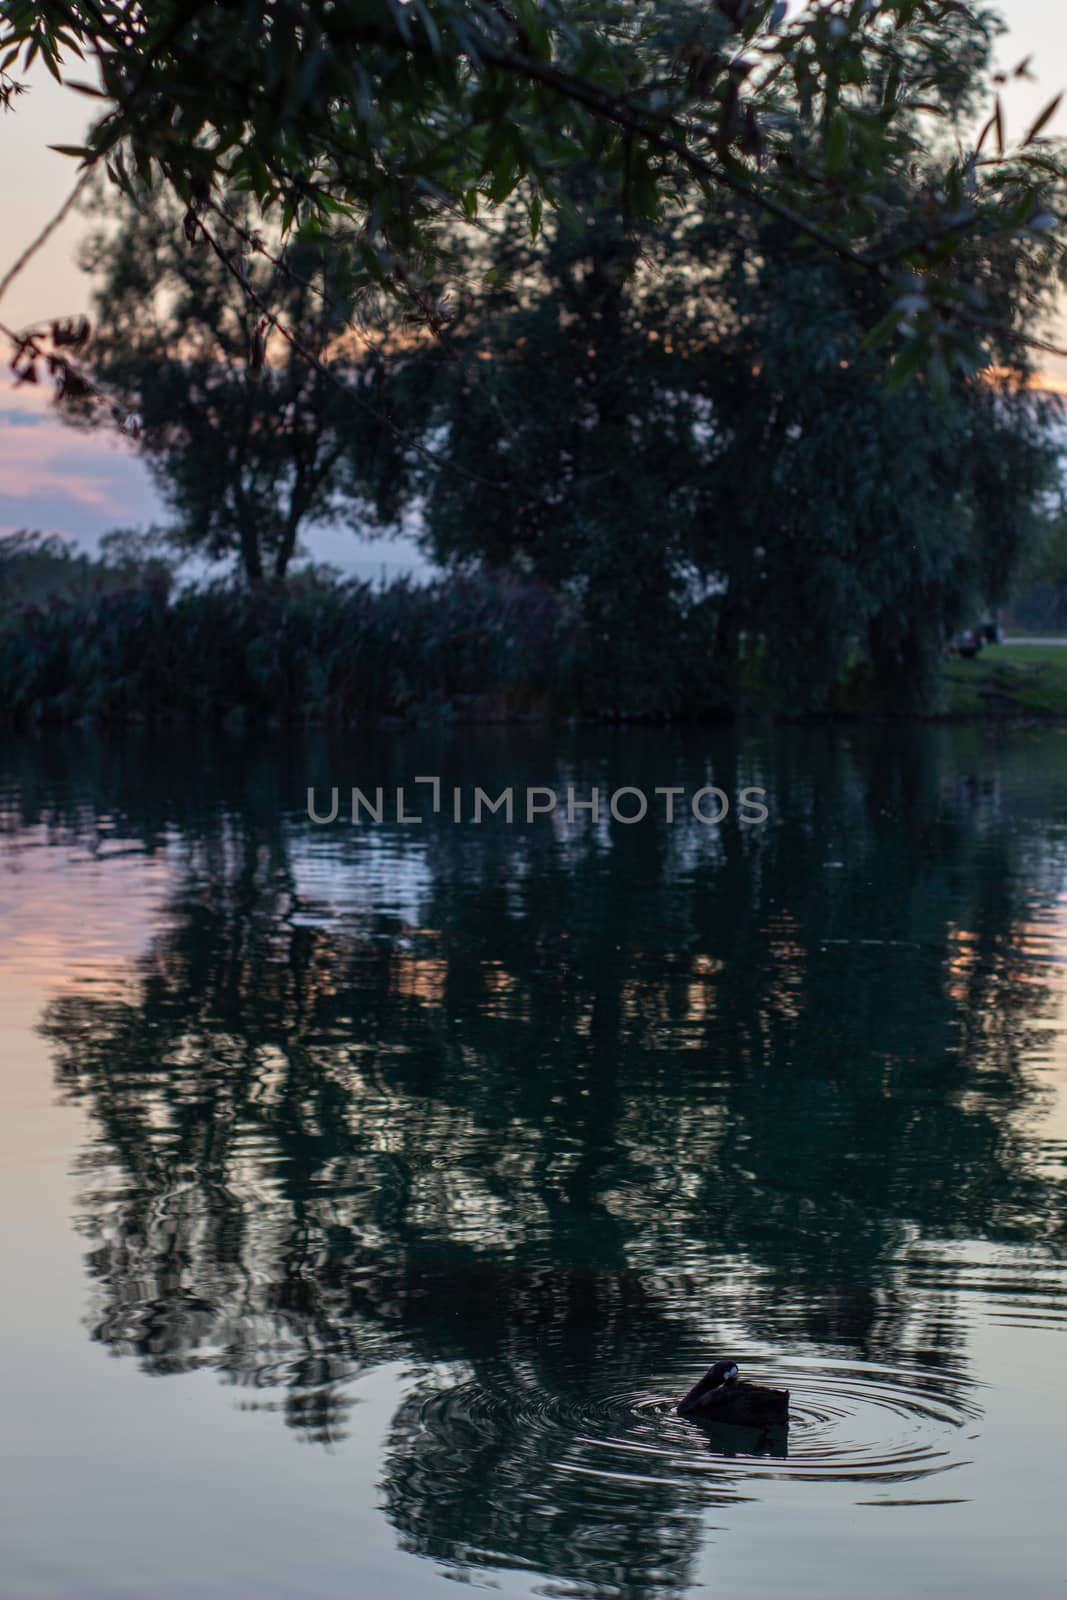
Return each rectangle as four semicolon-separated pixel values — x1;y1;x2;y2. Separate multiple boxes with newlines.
0;559;581;729
2;6;1067;735
2;536;1066;727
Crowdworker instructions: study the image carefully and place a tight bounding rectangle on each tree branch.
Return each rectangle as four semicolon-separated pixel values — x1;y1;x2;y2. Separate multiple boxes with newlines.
194;214;513;492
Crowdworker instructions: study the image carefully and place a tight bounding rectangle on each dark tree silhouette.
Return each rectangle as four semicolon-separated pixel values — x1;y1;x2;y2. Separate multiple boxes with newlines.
68;184;383;584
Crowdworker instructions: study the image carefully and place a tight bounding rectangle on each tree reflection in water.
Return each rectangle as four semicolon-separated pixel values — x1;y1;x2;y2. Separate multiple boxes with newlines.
15;726;1067;1595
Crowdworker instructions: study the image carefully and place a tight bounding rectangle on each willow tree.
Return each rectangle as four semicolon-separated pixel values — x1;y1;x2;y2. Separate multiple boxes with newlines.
65;185;383;584
355;163;1062;714
2;0;1067;408
3;2;1065;696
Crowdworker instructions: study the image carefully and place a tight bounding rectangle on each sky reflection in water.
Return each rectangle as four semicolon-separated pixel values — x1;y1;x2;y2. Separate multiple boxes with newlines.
0;725;1065;1600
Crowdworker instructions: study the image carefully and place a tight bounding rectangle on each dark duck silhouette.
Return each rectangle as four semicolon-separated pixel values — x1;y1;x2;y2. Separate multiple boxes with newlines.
676;1359;789;1427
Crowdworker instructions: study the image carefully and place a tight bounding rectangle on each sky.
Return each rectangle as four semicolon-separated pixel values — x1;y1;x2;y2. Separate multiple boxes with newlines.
1;1;1066;569
0;63;422;577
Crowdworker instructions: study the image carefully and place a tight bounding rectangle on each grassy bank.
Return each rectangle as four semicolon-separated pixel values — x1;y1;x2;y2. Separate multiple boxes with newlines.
5;543;1064;727
942;643;1067;718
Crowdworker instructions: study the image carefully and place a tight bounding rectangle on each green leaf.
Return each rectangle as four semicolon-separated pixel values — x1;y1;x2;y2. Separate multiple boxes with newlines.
884;337;928;395
862;308;903;350
488;158;517;205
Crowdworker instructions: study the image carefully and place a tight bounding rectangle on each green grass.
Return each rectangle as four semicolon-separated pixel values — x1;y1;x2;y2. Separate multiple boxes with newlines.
942;643;1067;717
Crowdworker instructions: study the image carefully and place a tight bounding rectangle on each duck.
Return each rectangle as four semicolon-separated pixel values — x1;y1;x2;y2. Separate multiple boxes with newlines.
676;1358;789;1427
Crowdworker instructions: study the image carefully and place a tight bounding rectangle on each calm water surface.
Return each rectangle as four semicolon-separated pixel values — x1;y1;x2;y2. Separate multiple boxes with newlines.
0;726;1064;1599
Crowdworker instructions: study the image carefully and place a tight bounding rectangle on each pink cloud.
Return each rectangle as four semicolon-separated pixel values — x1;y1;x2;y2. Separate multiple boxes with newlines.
0;382;161;542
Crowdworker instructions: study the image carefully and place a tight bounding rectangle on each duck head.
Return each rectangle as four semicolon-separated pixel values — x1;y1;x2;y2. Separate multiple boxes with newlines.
676;1358;740;1416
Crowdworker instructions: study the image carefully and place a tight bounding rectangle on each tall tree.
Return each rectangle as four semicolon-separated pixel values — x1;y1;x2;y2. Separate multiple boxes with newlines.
685;229;1062;711
372;175;1062;713
66;185;382;583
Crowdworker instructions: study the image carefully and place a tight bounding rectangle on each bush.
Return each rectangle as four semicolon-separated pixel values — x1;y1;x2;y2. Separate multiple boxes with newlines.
0;570;599;726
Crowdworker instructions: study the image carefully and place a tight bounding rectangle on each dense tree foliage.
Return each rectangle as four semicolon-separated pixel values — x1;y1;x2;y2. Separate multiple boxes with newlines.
369;179;1062;711
64;186;387;583
2;1;1067;386
45;163;1064;715
5;3;1065;712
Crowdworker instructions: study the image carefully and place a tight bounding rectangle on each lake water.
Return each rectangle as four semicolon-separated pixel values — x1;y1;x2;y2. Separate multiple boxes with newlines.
1;725;1064;1599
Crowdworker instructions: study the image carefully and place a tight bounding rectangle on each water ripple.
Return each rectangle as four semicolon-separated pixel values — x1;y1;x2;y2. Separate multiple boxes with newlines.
405;1355;980;1505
